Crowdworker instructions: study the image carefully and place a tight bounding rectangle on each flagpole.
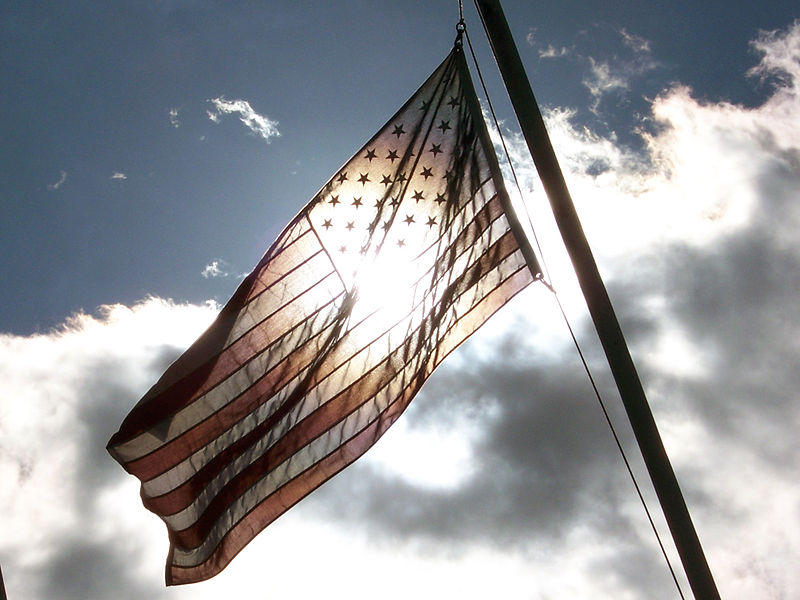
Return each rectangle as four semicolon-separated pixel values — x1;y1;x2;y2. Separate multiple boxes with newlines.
472;1;720;599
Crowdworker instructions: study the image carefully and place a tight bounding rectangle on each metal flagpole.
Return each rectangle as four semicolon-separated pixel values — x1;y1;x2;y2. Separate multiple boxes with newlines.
472;1;721;598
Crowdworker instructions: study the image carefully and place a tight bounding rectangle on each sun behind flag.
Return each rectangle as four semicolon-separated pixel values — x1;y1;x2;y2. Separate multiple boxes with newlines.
107;45;541;585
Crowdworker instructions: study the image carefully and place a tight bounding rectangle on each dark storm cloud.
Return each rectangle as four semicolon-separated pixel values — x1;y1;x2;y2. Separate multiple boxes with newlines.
304;312;681;596
309;326;662;540
301;185;798;596
301;37;800;594
19;536;163;600
636;165;800;451
70;348;184;510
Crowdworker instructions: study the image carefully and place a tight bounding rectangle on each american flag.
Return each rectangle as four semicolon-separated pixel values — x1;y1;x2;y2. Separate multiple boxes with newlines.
107;47;540;585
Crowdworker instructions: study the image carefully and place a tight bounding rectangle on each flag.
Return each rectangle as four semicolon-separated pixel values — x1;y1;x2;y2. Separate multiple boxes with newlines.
107;46;541;585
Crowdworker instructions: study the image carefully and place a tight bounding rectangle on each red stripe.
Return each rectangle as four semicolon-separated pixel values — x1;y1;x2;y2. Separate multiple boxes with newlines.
117;281;342;464
243;225;318;303
109;243;334;447
165;348;412;548
149;237;525;531
165;266;531;584
165;384;417;585
123;302;342;481
140;228;520;487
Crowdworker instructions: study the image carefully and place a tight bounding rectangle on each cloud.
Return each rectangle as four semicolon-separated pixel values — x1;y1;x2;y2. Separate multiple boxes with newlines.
583;56;631;108
0;298;218;600
748;20;800;88
539;44;570;59
47;170;68;191
619;27;651;53
110;172;127;180
169;107;181;128
206;97;280;142
581;29;659;114
528;27;656;106
532;26;659;116
307;20;800;599
526;27;570;59
200;259;230;278
2;20;800;600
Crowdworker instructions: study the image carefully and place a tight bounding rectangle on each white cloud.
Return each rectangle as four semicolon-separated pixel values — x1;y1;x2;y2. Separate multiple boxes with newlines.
169;107;181;128
206;97;280;142
0;298;218;599
748;20;800;93
525;27;569;59
619;27;651;53
583;57;630;112
539;44;570;59
3;20;800;600
201;259;229;278
571;28;659;114
110;172;127;180
47;170;67;191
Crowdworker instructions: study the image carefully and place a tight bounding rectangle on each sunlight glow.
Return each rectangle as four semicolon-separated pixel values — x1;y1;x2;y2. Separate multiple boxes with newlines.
363;414;477;489
347;243;424;325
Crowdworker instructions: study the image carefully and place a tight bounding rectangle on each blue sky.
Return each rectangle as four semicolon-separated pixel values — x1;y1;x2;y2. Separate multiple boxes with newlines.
2;2;800;599
3;0;795;335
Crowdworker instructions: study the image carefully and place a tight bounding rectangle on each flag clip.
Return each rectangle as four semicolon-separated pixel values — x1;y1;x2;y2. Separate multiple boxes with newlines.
454;20;465;49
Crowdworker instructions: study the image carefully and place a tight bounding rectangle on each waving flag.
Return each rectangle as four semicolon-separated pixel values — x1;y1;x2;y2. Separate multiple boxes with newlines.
108;47;540;585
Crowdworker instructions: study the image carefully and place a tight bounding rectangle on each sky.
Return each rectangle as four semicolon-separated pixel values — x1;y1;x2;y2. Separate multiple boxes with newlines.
1;1;799;598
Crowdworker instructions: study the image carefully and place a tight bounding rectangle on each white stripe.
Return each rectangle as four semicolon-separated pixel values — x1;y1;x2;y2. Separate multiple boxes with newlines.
112;265;342;463
144;291;435;501
227;249;333;342
116;181;503;462
171;366;411;567
151;248;525;523
142;223;520;496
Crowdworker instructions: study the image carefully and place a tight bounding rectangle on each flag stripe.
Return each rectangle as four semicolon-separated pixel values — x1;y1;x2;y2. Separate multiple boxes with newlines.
124;191;511;480
171;259;526;556
142;232;523;515
166;264;530;583
127;308;340;485
116;287;344;468
112;236;340;460
117;275;344;467
239;223;319;304
165;399;408;584
110;227;331;449
166;344;418;544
